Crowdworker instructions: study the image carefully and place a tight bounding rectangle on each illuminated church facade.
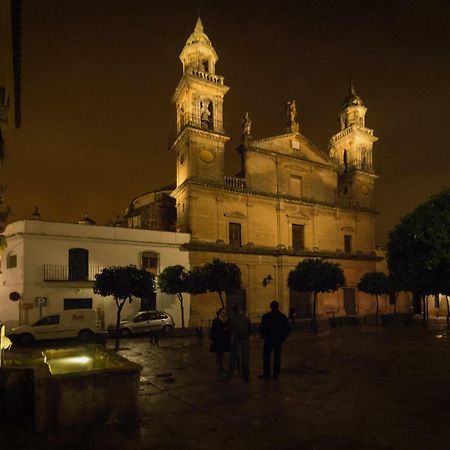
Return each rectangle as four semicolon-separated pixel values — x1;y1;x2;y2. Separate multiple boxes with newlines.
129;18;391;326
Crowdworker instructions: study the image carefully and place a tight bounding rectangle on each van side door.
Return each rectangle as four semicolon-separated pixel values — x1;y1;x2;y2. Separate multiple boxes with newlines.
31;314;60;340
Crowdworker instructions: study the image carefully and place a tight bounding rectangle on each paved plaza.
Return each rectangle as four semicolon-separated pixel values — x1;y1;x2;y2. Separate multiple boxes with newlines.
3;321;450;450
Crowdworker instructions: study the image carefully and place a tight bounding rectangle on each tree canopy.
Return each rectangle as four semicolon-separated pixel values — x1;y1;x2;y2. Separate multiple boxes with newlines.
190;259;241;308
157;265;189;328
94;265;155;350
288;258;345;332
358;271;392;325
358;272;392;297
387;189;450;322
288;258;345;294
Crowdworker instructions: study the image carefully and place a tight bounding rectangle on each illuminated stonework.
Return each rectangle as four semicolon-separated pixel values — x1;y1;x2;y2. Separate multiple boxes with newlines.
166;18;389;325
125;19;397;325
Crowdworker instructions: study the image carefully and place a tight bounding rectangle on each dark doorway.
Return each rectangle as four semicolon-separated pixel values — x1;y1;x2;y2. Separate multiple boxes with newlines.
344;288;356;315
68;248;89;281
289;289;312;319
226;289;246;313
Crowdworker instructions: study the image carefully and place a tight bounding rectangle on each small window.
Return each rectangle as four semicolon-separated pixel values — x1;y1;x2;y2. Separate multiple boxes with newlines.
6;253;17;268
64;298;92;310
344;235;352;254
32;315;60;326
292;224;305;251
229;223;241;248
142;251;158;275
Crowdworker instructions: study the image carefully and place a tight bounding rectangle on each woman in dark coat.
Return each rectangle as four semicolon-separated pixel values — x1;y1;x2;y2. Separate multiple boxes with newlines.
209;308;231;374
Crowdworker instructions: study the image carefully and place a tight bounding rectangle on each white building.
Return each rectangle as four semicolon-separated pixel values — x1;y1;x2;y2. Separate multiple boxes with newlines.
0;220;190;330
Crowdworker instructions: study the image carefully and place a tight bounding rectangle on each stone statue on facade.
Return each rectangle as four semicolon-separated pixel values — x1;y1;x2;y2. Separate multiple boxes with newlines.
200;100;211;128
286;100;299;133
242;112;251;139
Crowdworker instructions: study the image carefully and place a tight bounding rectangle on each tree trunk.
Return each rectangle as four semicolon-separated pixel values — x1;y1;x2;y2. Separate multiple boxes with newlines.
218;291;225;309
446;296;449;330
115;299;125;352
312;292;318;333
422;295;427;326
178;293;185;329
375;295;379;326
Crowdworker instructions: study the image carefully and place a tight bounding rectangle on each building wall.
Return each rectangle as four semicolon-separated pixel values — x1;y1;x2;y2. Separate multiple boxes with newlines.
186;248;384;327
0;220;190;330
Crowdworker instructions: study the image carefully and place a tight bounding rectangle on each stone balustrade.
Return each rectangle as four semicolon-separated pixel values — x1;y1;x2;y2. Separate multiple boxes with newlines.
188;68;224;85
224;176;246;189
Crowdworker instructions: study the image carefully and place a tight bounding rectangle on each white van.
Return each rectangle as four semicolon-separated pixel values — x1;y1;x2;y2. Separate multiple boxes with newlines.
8;309;101;345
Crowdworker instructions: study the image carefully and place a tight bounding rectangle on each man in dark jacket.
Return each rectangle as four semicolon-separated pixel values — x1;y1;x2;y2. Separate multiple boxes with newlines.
259;300;291;380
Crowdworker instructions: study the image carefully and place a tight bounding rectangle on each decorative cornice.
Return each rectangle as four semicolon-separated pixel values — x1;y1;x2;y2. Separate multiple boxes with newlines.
181;240;383;261
172;179;378;215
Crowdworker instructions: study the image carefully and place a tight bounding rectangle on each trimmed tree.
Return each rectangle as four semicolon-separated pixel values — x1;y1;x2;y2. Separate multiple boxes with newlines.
194;259;241;308
358;271;392;326
157;265;189;329
387;189;450;325
94;265;155;351
288;258;345;333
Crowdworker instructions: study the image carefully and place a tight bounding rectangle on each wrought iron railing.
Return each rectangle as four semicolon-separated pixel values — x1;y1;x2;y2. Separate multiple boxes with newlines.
43;265;103;282
177;112;225;135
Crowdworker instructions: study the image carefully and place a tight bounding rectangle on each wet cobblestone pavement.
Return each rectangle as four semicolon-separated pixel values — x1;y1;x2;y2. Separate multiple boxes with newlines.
3;321;450;450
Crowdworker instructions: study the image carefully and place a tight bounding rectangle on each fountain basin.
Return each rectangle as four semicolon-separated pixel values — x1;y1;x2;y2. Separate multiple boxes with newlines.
0;346;142;432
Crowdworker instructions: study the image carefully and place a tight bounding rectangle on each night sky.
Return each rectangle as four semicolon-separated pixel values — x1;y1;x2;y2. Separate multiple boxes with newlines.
2;0;450;243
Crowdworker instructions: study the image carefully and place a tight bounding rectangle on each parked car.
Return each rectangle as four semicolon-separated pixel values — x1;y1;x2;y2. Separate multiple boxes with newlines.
8;309;102;345
109;311;175;337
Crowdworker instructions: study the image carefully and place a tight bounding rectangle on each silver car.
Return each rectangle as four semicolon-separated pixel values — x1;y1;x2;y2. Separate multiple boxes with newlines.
114;311;174;337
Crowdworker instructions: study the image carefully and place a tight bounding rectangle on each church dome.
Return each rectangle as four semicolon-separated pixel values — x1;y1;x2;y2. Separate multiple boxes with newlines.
342;93;364;108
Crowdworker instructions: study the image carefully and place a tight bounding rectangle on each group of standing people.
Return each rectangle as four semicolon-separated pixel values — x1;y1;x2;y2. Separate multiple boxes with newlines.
208;301;290;382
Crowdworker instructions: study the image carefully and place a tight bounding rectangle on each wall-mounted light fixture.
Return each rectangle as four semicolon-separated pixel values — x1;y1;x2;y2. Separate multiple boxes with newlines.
262;274;273;287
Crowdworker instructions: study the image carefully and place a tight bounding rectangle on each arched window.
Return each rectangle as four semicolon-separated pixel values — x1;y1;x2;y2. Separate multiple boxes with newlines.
68;248;89;281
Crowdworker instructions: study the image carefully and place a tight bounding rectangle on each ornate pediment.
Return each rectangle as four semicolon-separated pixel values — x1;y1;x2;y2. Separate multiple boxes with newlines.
224;211;246;219
286;211;310;221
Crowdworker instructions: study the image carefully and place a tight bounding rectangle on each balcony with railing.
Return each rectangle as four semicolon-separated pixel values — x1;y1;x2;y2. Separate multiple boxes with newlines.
224;176;246;189
177;112;225;136
186;68;224;85
43;265;103;282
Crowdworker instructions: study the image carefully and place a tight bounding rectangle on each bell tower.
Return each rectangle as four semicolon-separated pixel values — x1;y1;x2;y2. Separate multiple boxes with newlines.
329;80;378;208
171;18;230;187
171;18;230;233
